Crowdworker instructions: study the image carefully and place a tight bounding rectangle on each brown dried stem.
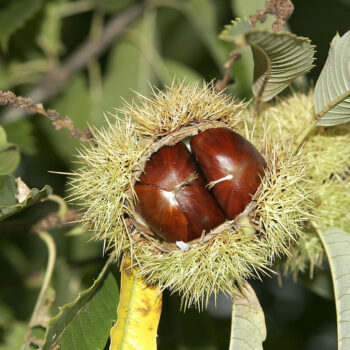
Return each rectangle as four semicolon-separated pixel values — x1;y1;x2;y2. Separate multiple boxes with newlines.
215;48;242;92
31;209;82;233
0;90;93;142
250;0;294;31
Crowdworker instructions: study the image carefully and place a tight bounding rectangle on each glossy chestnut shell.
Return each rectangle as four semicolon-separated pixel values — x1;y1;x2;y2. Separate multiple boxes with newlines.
134;143;225;242
191;128;266;220
134;127;266;242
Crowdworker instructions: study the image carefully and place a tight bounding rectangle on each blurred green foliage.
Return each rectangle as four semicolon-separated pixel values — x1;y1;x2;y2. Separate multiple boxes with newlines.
0;0;348;349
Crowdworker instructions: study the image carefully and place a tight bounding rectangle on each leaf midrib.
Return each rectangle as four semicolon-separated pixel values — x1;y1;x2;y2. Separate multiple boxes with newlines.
316;89;350;120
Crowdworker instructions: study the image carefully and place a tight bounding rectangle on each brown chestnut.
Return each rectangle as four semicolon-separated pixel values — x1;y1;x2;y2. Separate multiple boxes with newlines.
135;143;225;242
190;128;266;220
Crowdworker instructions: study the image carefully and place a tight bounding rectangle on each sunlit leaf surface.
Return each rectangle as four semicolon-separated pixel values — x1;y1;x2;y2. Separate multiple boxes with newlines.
314;30;350;126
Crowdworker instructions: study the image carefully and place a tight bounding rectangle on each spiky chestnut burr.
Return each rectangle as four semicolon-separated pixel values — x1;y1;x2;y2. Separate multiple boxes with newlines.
70;83;316;308
240;91;350;278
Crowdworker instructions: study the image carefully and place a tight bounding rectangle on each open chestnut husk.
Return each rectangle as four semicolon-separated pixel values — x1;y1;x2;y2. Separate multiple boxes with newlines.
71;83;316;307
135;127;266;242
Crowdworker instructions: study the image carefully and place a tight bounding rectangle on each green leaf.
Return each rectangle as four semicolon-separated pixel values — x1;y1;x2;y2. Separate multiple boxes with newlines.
99;38;155;113
43;258;119;350
318;227;350;349
3;119;37;156
0;321;27;350
231;0;265;17
0;175;52;221
229;283;266;350
0;143;20;175
0;59;52;91
0;126;20;175
246;30;315;101
156;0;228;70
37;2;64;57
0;0;44;48
219;19;254;98
183;0;222;64
314;31;350;126
219;18;252;46
39;74;91;163
95;0;136;13
163;59;203;84
0;125;7;146
125;10;166;93
0;175;17;207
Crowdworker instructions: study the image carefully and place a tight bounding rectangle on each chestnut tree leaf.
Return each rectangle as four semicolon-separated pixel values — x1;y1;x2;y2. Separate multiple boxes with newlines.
39;74;91;163
0;0;44;48
0;125;7;146
94;0;136;13
0;126;20;175
0;175;52;221
37;2;64;57
163;59;203;84
0;143;20;175
219;18;252;46
314;30;350;126
245;30;315;101
0;321;27;350
317;227;350;349
219;19;254;98
43;258;118;350
229;282;266;350
110;257;162;350
155;0;228;70
3;119;37;156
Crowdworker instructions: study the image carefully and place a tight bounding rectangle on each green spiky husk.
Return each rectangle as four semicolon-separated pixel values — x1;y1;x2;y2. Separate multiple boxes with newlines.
247;91;350;277
69;83;334;307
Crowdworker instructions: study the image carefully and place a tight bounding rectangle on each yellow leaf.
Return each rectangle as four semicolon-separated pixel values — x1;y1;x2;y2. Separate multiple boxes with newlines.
110;257;162;350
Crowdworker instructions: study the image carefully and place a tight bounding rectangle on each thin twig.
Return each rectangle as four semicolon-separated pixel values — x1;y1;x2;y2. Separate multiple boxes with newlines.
31;209;82;233
215;48;242;92
1;2;145;124
0;90;94;142
253;79;267;117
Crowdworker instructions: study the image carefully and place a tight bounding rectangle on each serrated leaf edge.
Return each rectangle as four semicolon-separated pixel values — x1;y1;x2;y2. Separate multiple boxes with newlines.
0;184;52;221
245;29;316;101
42;257;113;347
314;30;350;126
219;17;252;43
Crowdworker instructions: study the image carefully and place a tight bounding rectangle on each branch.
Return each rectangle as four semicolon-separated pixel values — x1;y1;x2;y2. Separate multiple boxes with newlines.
215;48;242;92
1;2;145;124
0;90;94;142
